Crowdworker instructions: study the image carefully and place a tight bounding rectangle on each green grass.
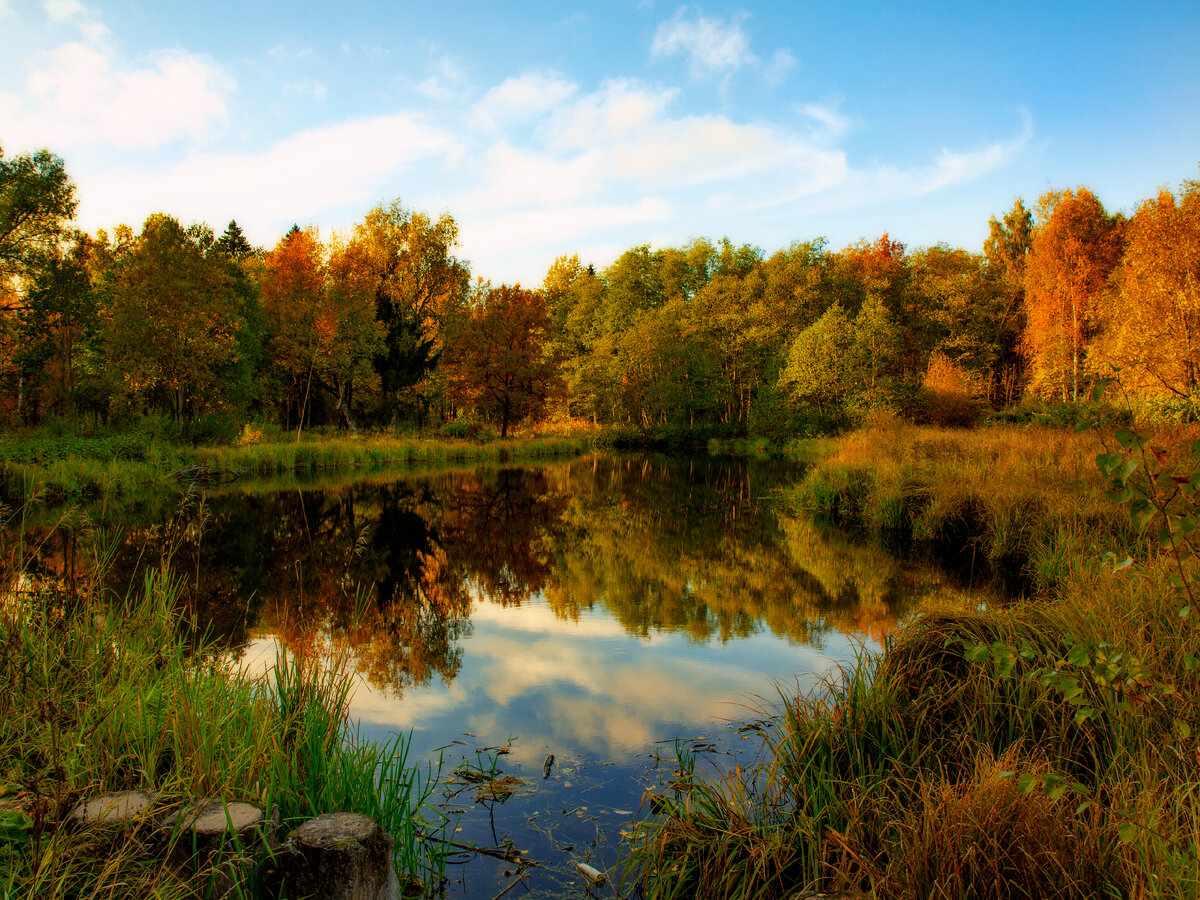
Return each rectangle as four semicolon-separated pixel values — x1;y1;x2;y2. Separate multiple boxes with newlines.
0;552;453;898
0;429;593;502
624;420;1200;900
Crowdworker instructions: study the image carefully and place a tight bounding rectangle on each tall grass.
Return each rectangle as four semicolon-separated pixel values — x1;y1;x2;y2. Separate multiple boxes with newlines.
0;430;593;502
789;419;1143;593
625;420;1200;899
0;530;451;897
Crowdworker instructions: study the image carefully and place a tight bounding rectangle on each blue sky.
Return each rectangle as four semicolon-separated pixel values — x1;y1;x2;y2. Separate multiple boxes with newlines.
2;0;1198;284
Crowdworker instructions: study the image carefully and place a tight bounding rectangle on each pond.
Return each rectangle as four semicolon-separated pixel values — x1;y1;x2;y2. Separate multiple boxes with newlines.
11;453;991;897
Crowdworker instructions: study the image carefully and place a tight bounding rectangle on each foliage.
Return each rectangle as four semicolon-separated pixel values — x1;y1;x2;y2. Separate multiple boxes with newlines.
1024;188;1125;402
626;416;1200;899
443;284;563;437
102;214;244;422
0;146;76;284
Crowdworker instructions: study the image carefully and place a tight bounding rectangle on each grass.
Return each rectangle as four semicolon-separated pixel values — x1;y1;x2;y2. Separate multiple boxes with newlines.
624;418;1200;900
0;428;593;503
0;533;453;898
786;418;1147;593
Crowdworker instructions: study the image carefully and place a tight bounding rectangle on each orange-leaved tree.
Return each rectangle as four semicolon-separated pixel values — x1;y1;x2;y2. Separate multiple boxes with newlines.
261;226;327;435
1023;188;1124;402
1095;180;1200;404
444;284;562;437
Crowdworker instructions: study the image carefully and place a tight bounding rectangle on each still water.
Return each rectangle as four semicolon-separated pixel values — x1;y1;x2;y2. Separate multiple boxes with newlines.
17;453;986;897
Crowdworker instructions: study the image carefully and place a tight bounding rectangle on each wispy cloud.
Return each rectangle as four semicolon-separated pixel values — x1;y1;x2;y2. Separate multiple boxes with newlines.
41;0;108;42
283;79;328;103
652;7;756;78
765;47;795;85
471;70;577;131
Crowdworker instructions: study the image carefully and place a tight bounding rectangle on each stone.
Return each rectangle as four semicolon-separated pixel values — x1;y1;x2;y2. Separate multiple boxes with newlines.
70;790;160;828
282;812;400;900
162;798;278;862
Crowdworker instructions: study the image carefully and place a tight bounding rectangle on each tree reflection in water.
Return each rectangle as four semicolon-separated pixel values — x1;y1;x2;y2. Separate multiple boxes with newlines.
5;454;985;698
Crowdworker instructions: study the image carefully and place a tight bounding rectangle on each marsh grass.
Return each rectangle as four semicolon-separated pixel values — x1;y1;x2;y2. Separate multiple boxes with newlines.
0;522;452;898
626;421;1200;899
0;431;592;502
788;422;1145;593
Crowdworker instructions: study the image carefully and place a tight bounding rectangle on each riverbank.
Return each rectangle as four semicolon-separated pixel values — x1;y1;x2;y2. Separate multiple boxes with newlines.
0;562;452;898
0;428;593;502
625;419;1200;899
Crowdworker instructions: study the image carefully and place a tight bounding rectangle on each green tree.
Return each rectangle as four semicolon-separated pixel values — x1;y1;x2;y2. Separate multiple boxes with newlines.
0;146;77;285
103;214;243;421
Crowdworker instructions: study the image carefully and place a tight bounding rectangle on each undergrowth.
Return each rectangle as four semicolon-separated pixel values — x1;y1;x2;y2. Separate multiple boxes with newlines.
625;411;1200;899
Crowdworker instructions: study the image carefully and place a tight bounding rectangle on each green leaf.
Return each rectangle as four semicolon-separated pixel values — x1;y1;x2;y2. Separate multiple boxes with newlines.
1116;429;1137;450
998;771;1014;779
1066;645;1090;667
1047;782;1068;800
0;809;31;843
1091;379;1113;402
1074;420;1097;433
1176;719;1192;740
1073;707;1095;725
1118;822;1139;844
1076;800;1094;815
1095;452;1121;475
1016;773;1036;795
964;643;989;663
1192;439;1200;462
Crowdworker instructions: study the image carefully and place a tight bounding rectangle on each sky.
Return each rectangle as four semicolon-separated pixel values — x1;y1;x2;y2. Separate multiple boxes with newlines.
2;0;1198;284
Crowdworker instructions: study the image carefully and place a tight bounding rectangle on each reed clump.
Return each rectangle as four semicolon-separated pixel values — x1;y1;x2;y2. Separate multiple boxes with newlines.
0;541;451;897
0;429;592;501
790;421;1144;592
626;419;1200;899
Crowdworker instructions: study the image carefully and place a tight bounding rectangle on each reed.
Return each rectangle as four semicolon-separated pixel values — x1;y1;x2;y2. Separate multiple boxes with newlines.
625;420;1200;899
0;430;593;502
0;537;452;897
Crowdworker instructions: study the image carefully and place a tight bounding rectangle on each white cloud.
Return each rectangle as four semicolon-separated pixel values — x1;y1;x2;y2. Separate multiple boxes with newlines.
470;70;577;131
41;0;108;41
798;101;850;140
267;41;313;62
72;112;461;239
414;53;469;102
765;47;795;85
284;78;328;102
0;41;234;151
652;7;756;78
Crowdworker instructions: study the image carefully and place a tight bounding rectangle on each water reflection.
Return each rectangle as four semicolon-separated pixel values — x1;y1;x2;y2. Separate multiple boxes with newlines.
5;454;993;898
5;455;983;698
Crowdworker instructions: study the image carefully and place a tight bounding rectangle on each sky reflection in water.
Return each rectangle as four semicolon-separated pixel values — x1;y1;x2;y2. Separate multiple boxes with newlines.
14;452;986;897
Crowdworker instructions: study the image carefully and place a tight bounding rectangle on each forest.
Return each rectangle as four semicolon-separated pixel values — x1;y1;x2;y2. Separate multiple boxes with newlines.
4;143;1199;443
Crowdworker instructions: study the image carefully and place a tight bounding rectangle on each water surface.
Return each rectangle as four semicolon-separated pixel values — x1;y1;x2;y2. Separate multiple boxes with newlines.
10;453;987;897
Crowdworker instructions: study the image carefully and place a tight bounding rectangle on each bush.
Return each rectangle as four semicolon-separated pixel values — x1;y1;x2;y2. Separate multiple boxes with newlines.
921;352;982;427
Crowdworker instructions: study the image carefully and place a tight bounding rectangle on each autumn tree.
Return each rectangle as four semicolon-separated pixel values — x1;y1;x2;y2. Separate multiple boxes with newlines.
1096;180;1200;403
444;284;562;436
342;201;470;423
260;226;329;433
102;213;243;421
1023;188;1125;401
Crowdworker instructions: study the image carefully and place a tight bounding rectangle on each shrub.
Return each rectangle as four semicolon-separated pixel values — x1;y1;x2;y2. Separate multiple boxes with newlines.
922;352;981;427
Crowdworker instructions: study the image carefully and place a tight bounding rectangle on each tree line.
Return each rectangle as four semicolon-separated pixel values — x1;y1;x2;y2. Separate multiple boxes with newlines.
2;142;1198;439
